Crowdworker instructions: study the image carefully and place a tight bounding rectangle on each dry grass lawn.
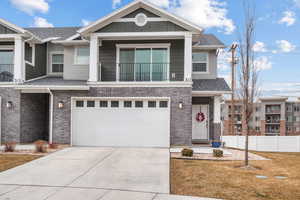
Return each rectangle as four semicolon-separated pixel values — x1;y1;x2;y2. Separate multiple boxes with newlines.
171;152;300;200
0;154;41;172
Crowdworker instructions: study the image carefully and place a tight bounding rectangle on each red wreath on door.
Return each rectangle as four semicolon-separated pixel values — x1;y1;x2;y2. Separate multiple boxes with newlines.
196;112;206;122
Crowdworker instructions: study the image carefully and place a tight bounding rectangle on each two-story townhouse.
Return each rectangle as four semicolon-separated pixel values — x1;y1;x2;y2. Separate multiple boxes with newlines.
0;0;230;147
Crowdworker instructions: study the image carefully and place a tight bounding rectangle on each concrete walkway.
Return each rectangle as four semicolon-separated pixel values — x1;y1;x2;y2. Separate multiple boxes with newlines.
0;147;217;200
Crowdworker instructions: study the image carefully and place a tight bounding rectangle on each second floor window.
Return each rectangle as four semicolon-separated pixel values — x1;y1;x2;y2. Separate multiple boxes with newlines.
75;47;90;65
51;54;64;73
192;52;208;73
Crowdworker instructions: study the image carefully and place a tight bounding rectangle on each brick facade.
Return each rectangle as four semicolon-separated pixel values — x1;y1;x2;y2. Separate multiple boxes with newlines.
52;87;193;145
0;87;21;143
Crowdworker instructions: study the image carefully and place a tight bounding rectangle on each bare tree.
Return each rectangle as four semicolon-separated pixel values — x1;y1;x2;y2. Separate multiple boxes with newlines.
237;2;260;167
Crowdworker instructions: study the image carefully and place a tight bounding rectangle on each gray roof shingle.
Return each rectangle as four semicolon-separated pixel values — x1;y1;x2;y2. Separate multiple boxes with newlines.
193;34;225;47
193;78;231;92
24;27;81;40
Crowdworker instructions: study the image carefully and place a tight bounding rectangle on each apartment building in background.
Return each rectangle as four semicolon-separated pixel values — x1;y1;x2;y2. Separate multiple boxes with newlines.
221;97;300;136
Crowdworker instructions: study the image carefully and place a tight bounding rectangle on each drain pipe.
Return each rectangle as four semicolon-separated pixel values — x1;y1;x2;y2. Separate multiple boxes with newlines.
47;88;54;144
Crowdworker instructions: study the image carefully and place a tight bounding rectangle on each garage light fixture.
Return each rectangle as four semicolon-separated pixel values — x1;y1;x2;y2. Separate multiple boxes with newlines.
6;101;13;109
58;101;64;109
178;102;183;109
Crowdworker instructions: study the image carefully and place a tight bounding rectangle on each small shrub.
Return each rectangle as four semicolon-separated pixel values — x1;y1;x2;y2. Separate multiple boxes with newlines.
181;148;194;157
49;143;58;149
4;142;17;152
213;149;223;157
34;140;48;153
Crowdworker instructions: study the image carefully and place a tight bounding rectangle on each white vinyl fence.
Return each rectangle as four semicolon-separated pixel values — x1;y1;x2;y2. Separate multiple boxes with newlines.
222;136;300;152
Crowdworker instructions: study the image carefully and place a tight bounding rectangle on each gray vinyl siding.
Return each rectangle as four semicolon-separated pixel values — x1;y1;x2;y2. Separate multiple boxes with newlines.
25;43;32;63
122;8;160;18
96;21;187;32
100;40;184;82
192;50;217;80
0;24;17;34
25;43;47;80
63;46;89;80
47;43;64;74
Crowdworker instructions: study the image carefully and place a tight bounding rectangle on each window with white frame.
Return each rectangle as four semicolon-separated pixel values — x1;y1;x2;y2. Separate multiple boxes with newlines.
74;47;90;65
51;53;64;73
192;52;208;73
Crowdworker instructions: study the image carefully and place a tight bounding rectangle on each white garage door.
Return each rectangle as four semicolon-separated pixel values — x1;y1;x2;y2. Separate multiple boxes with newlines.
71;98;170;147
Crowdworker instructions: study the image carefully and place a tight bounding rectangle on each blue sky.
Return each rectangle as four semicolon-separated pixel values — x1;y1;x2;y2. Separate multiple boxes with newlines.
1;0;300;97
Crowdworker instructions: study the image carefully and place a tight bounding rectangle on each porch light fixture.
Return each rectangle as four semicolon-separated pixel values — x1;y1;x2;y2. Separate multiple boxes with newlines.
178;102;183;109
58;101;64;109
6;101;13;109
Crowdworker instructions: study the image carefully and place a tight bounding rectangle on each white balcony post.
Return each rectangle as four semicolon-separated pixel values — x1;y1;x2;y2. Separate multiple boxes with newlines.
88;34;99;82
14;35;25;82
214;96;221;123
184;32;192;81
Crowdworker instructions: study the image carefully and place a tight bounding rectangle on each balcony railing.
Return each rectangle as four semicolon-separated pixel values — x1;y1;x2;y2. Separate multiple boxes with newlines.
0;64;13;82
118;63;169;82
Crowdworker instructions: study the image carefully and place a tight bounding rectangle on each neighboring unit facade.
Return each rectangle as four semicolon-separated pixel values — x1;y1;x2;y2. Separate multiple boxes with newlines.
0;0;230;147
221;97;300;136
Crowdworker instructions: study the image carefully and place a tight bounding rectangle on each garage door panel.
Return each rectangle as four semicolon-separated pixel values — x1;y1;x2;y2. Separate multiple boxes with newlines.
72;99;170;147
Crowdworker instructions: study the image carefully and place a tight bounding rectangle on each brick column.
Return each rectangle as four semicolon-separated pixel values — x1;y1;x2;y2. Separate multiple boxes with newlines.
280;120;286;136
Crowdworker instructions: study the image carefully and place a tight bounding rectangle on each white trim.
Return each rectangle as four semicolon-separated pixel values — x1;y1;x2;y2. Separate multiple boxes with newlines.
66;33;81;41
74;46;90;65
88;81;192;87
184;32;192;81
48;88;53;144
0;45;14;50
78;0;202;35
0;18;26;34
14;85;90;90
13;35;25;82
25;75;48;83
114;17;168;23
135;13;148;27
116;43;171;48
52;40;89;45
192;91;232;96
214;96;221;123
192;52;209;74
193;45;226;49
88;35;99;82
25;43;35;66
92;31;188;39
50;51;64;74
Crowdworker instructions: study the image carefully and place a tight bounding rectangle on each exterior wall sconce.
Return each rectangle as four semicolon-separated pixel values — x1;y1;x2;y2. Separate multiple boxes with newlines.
58;101;64;109
6;101;13;109
178;102;183;109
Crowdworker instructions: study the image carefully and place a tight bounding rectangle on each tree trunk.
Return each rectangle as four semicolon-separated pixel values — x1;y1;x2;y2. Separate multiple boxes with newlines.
245;125;249;166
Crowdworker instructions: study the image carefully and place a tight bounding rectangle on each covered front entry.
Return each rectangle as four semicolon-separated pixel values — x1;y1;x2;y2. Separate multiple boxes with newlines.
192;104;209;143
71;97;170;147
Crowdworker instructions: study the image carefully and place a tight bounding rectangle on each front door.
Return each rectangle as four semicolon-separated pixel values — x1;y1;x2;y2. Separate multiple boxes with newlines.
192;104;209;141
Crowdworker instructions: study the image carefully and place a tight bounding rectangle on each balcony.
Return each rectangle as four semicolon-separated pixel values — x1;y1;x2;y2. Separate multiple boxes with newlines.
0;64;14;82
118;63;169;82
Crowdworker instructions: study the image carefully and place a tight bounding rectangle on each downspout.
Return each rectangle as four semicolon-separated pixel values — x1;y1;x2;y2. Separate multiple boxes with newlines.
47;88;53;144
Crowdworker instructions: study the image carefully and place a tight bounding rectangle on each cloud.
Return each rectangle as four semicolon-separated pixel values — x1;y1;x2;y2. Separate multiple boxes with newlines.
81;19;92;26
33;17;53;27
217;49;231;72
112;0;121;9
261;82;300;99
170;0;235;34
276;40;296;52
294;0;300;8
278;11;296;26
253;41;267;52
148;0;170;7
254;56;272;71
111;0;235;34
10;0;49;15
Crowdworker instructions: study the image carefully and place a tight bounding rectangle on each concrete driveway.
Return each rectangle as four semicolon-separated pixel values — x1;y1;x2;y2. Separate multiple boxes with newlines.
0;147;217;200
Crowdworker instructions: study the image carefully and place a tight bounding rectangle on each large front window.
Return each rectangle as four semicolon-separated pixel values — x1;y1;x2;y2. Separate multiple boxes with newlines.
51;53;64;73
118;45;169;81
0;50;14;82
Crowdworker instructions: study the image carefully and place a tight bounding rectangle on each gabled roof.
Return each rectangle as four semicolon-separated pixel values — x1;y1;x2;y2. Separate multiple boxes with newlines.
0;18;27;34
25;27;81;40
78;0;203;35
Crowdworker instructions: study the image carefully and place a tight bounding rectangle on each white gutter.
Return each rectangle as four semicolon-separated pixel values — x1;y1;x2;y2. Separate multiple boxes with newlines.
47;88;53;144
14;85;90;90
192;91;232;96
